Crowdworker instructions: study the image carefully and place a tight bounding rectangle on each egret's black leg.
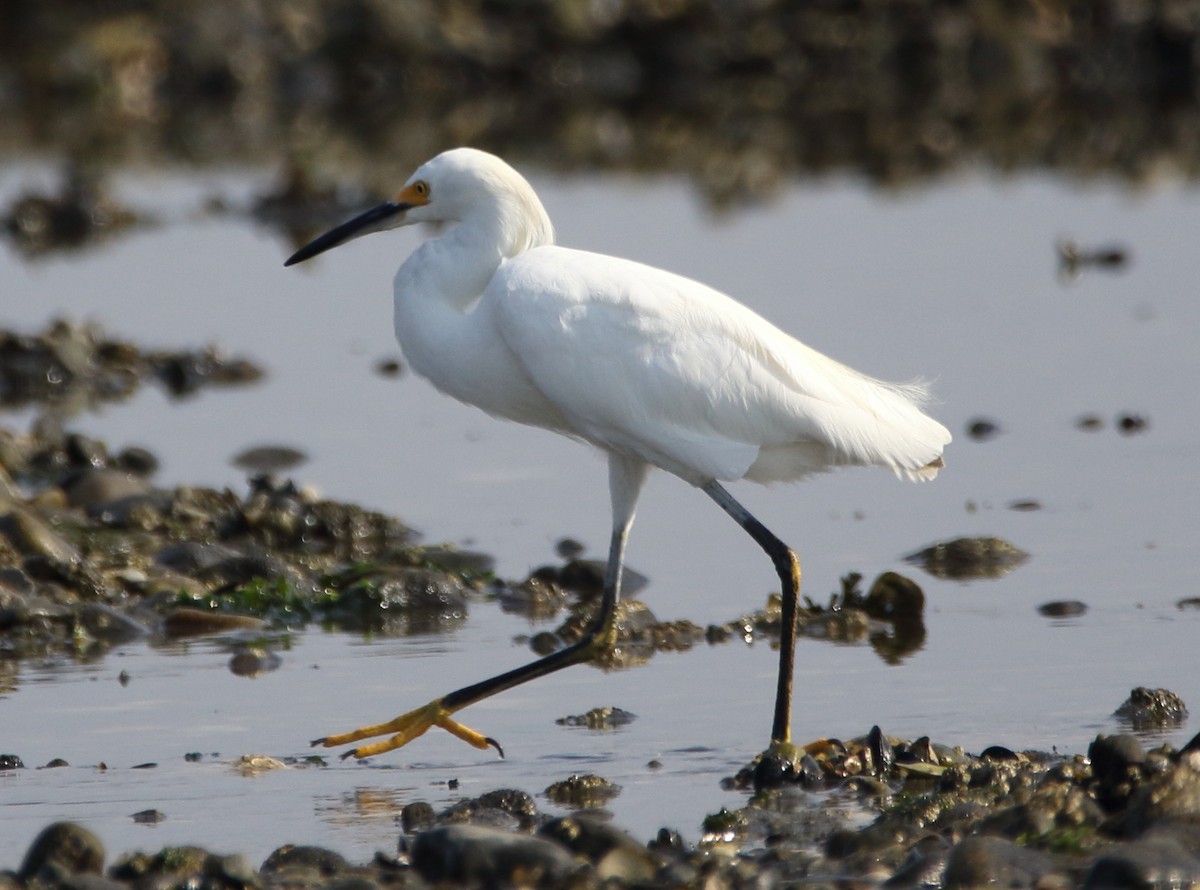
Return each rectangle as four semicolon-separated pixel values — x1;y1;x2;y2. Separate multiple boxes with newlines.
702;481;801;745
312;456;648;759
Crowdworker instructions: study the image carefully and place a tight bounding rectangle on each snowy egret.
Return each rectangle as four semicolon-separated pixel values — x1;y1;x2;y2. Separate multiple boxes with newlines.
285;148;950;761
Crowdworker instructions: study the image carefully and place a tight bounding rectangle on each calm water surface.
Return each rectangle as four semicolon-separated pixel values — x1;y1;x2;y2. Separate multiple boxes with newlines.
2;165;1198;865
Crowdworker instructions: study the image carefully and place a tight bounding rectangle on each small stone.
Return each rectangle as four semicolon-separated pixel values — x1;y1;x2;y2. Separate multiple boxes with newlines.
0;507;81;564
1038;600;1087;618
401;801;435;834
61;468;152;509
555;537;584;558
410;824;582;888
905;536;1029;580
1123;755;1200;834
130;809;165;824
233;754;288;775
540;816;658;881
555;706;637;729
228;645;282;677
162;607;265;638
966;418;1000;441
1083;828;1200;888
1114;687;1188;730
1116;413;1148;435
375;357;403;377
19;822;105;881
260;845;349;877
231;445;308;473
943;835;1060;888
864;572;924;621
545;773;621;808
115;446;159;476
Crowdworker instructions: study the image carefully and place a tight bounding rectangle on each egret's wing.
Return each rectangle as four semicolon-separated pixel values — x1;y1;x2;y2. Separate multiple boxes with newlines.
490;247;949;483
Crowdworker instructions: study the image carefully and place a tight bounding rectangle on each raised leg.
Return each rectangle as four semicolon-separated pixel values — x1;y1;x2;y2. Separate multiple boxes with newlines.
702;481;801;746
312;455;648;760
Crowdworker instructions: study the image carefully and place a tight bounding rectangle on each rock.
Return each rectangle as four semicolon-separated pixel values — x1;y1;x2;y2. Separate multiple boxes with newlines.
19;822;105;881
905;536;1029;580
154;542;241;574
943;835;1061;888
114;446;159;476
231;445;308;473
60;468;152;509
410;825;583;888
74;603;150;643
1114;687;1188;730
1084;829;1200;888
228;645;282;677
1089;733;1146;809
162;607;265;638
540;816;659;881
0;507;81;564
555;706;637;729
1123;751;1200;835
545;774;621;808
232;755;288;775
327;568;468;635
260;844;349;877
436;789;539;831
966;418;1000;441
400;802;435;834
864;572;924;621
1038;600;1088;618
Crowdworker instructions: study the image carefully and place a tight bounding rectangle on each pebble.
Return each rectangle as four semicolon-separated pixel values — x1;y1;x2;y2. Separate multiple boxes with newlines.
0;506;81;564
905;536;1029;580
60;468;152;510
545;773;622;808
410;824;583;888
228;645;282;676
1083;828;1200;887
965;418;1000;441
231;445;308;473
75;603;150;643
555;706;637;729
942;835;1062;887
162;607;265;638
863;572;924;622
1121;751;1200;835
400;801;435;834
1038;600;1088;618
1114;686;1188;729
540;816;659;881
19;822;105;881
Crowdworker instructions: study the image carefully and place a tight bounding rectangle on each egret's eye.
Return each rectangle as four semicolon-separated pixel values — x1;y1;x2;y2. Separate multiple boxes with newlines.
413;180;430;198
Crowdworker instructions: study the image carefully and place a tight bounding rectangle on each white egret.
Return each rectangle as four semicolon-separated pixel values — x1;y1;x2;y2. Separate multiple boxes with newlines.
285;148;950;762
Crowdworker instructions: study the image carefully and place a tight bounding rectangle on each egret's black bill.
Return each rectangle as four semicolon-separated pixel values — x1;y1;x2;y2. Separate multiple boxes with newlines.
284;201;409;266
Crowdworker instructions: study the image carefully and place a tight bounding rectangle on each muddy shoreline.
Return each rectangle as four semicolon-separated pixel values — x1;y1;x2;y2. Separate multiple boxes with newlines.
2;317;1198;886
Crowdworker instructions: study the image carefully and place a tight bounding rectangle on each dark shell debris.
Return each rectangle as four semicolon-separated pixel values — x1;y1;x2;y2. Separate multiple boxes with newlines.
7;725;1200;888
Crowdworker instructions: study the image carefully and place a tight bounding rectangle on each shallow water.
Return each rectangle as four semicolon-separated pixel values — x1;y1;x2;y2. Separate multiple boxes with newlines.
2;164;1199;866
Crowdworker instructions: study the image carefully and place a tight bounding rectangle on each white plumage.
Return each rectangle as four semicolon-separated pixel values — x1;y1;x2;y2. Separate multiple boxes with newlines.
286;147;950;760
382;148;949;489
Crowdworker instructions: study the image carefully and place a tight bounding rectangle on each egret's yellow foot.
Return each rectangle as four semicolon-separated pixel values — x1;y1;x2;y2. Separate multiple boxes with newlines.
311;699;503;760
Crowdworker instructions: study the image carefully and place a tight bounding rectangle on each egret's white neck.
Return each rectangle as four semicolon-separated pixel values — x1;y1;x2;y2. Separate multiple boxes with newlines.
401;189;554;313
390;195;558;424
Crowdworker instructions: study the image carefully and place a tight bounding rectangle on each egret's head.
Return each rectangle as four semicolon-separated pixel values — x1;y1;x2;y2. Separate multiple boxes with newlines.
284;148;552;267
